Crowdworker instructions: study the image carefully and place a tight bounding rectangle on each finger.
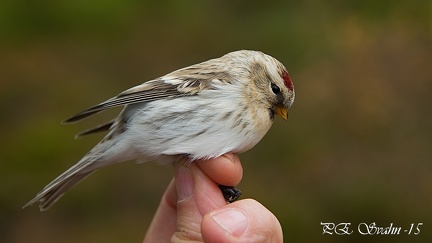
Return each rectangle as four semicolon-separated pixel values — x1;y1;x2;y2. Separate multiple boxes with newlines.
172;160;228;242
197;153;243;186
201;199;283;243
143;179;177;243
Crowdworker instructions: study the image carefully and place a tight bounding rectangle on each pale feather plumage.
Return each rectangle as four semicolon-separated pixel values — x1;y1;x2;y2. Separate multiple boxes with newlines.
24;50;295;210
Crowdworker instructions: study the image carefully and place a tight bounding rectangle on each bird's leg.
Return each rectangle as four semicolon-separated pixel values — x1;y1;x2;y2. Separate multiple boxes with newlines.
218;185;241;203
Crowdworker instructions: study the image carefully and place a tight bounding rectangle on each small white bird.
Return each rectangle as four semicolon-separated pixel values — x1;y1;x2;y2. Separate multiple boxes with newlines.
24;50;295;211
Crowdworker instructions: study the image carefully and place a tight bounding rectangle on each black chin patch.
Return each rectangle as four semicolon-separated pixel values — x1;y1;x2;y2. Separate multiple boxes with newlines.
269;108;275;120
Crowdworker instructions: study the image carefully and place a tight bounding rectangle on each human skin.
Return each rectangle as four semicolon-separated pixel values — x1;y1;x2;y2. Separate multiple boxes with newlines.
143;154;283;243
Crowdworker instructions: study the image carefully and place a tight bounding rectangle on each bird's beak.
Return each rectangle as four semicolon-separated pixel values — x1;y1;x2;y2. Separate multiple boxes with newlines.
275;106;288;120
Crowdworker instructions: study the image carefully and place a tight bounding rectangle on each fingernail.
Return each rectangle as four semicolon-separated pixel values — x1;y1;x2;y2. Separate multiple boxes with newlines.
211;209;249;237
176;166;193;202
222;153;236;164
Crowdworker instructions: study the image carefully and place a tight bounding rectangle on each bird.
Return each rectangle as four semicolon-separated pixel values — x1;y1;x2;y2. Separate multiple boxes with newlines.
24;50;295;211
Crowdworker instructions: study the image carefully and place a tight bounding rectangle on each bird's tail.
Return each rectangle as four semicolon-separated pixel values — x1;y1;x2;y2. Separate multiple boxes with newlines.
23;155;99;211
23;136;122;211
27;171;94;211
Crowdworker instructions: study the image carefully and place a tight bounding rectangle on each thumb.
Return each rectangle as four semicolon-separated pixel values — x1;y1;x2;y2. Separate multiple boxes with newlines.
171;163;227;242
202;199;283;243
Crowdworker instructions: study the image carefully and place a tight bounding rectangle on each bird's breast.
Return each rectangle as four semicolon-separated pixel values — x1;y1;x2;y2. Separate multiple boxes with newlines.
127;89;273;161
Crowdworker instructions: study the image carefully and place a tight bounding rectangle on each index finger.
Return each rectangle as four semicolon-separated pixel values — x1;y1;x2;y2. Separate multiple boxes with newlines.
197;153;243;186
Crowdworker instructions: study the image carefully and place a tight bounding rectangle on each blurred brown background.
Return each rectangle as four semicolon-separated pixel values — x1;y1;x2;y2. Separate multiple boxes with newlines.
1;1;431;242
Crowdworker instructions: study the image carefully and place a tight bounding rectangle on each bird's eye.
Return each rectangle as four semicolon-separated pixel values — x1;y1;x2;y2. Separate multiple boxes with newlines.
271;83;280;94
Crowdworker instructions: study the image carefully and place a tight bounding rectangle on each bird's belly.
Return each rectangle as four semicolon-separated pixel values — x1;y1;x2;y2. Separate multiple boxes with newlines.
127;97;272;161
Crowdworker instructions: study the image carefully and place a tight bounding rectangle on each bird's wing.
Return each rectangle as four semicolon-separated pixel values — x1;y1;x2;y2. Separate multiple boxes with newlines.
74;120;115;138
62;58;235;124
62;77;209;124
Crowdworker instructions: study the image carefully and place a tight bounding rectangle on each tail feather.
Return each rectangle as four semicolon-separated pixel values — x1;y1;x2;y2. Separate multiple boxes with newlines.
23;149;105;210
24;123;132;211
39;171;93;211
23;163;96;211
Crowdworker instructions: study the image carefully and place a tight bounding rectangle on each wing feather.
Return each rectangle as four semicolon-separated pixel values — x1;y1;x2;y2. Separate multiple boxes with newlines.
63;66;233;124
75;120;115;138
62;79;186;123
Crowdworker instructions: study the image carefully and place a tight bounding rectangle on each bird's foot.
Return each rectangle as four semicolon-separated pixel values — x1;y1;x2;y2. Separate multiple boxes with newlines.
218;185;241;203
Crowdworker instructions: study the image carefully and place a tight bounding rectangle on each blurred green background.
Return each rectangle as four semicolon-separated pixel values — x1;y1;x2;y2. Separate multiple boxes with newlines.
1;0;431;242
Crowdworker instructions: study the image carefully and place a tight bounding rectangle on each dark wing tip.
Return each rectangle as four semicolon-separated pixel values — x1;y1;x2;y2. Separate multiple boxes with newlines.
74;120;114;138
62;104;106;124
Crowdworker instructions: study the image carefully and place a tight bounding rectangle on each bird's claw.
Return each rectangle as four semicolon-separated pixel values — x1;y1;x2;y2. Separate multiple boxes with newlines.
218;185;242;203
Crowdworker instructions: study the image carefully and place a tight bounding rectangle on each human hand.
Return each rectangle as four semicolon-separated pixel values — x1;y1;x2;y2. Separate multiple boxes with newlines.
143;154;283;243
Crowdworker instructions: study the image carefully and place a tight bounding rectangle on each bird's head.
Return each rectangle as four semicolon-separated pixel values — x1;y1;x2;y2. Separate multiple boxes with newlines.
231;50;295;120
